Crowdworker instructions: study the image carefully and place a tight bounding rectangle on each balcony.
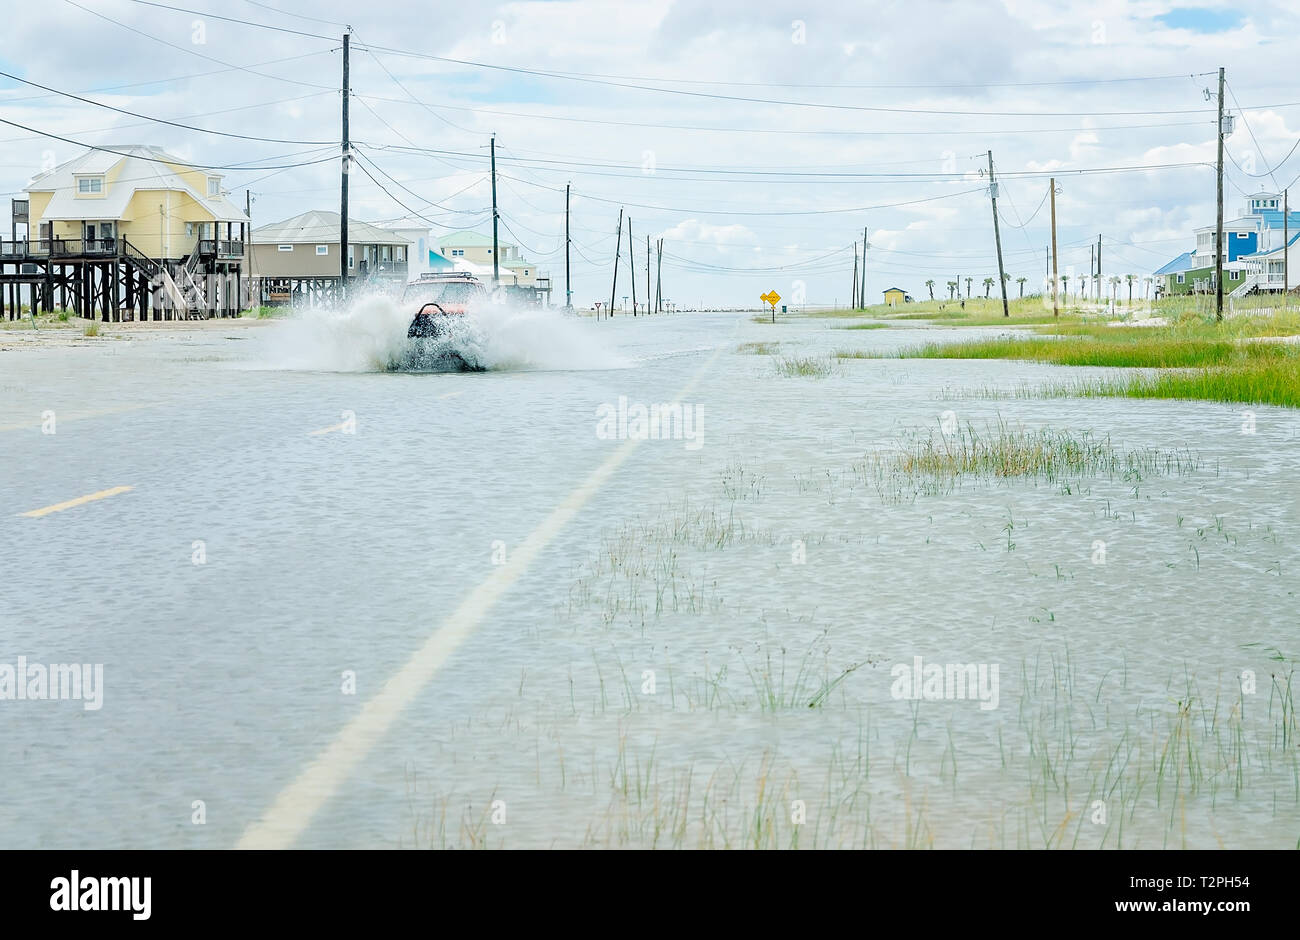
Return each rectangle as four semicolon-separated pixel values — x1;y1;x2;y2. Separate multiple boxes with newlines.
0;237;123;258
198;239;245;259
362;259;408;279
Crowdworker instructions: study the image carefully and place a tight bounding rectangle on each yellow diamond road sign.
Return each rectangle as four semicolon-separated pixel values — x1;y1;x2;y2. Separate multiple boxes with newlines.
761;290;781;307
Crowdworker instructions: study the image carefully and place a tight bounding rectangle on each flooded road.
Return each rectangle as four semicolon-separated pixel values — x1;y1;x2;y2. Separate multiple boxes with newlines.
2;306;1298;848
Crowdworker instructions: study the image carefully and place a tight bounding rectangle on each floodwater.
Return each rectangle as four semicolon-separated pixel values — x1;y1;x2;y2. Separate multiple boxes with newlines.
1;301;1298;848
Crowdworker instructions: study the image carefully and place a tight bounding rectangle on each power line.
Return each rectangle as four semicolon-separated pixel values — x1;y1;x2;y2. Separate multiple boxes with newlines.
0;117;340;171
122;0;337;40
61;0;337;91
355;45;1229;118
0;50;334;104
352;147;491;215
87;2;1269;120
1226;80;1299;189
0;69;337;145
499;172;988;216
0;90;334;145
239;0;349;28
348;92;1218;139
358;42;478;136
363;140;1214;182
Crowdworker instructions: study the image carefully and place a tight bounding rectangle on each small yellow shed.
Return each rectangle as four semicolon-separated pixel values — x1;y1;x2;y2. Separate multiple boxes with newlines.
882;287;909;306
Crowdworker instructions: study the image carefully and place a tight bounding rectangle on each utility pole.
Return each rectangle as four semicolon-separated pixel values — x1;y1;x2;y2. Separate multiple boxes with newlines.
628;217;636;316
851;241;858;310
1285;189;1290;311
861;226;868;308
1215;66;1226;320
1089;244;1094;300
646;234;651;315
1049;178;1059;317
987;151;1009;318
564;182;572;311
339;30;350;304
609;208;622;318
655;238;663;314
490;135;500;290
1097;233;1102;304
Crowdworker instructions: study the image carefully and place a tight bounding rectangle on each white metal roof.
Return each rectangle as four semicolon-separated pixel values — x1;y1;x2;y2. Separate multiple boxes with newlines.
26;145;249;223
251;210;413;245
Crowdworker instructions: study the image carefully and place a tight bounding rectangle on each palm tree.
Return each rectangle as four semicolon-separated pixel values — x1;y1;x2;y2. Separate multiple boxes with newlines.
1061;274;1070;300
1125;273;1136;303
926;279;935;301
965;277;973;298
983;277;994;298
947;281;957;300
1017;277;1027;298
1109;275;1121;302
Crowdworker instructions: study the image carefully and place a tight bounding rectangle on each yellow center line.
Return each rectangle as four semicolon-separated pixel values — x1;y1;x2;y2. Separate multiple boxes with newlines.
437;390;464;400
237;345;725;849
307;422;348;436
20;485;134;518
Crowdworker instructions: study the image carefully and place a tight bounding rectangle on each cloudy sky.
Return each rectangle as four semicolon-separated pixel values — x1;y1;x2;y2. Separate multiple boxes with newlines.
2;0;1298;306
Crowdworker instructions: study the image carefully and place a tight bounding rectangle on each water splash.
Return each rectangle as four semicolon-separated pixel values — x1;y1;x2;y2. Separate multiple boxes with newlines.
251;293;627;373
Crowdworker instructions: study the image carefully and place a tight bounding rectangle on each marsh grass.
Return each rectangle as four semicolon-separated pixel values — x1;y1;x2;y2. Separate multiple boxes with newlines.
404;652;1300;848
736;341;781;355
1039;310;1300;340
1045;357;1300;409
892;335;1292;368
859;420;1200;501
774;355;837;377
82;322;100;337
887;317;1300;406
566;503;774;631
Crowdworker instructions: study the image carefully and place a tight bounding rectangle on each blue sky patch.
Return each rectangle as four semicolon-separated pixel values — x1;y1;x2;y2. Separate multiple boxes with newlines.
1155;7;1243;32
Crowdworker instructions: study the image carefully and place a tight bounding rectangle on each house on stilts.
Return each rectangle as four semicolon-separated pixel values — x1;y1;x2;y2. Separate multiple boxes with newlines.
1;145;250;321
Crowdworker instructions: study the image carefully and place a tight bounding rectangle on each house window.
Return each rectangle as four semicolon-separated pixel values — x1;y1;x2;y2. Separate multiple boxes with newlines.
381;246;391;261
524;269;529;276
1236;232;1248;238
278;244;293;252
207;178;220;197
316;245;328;256
451;249;464;257
1230;270;1241;280
185;222;195;238
1176;273;1185;284
395;246;405;261
77;177;103;194
348;246;354;269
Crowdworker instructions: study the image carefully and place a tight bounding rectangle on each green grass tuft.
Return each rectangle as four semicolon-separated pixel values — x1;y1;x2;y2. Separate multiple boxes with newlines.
774;355;836;378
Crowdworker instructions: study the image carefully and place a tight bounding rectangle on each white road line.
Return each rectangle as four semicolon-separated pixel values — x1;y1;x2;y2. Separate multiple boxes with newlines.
238;346;723;849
